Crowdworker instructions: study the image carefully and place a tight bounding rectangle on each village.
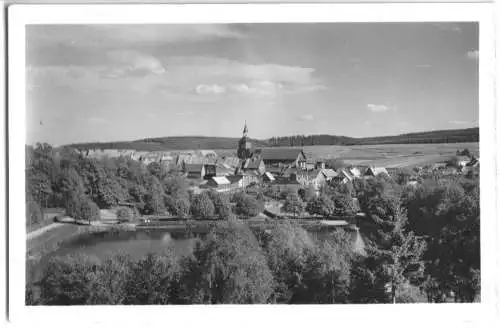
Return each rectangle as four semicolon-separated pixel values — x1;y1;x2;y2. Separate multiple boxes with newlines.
74;123;480;222
79;123;480;191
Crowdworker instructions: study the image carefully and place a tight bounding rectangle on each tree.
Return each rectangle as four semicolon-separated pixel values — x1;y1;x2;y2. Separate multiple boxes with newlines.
190;192;215;219
125;251;180;304
26;168;53;208
209;192;232;220
164;195;190;218
306;196;335;217
65;195;100;224
283;193;304;218
38;254;101;305
26;201;43;228
163;175;189;198
143;175;165;215
177;222;274;304
366;198;426;303
147;162;164;180
234;194;263;219
257;221;315;303
116;206;135;222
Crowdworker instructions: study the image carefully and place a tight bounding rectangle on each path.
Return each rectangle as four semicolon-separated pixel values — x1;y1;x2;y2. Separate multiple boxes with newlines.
27;222;64;240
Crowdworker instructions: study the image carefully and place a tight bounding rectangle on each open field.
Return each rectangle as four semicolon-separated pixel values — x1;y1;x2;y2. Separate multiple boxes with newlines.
216;142;479;168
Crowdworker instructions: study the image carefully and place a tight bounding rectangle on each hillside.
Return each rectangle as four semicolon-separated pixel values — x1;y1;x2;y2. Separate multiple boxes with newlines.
66;128;478;151
67;136;270;151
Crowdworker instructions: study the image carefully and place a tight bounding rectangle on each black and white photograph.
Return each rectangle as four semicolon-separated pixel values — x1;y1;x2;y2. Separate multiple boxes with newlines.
6;2;499;327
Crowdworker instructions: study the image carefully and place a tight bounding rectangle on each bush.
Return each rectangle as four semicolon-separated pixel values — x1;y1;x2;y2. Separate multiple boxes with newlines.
116;207;135;222
306;196;335;217
65;195;100;222
234;194;263;219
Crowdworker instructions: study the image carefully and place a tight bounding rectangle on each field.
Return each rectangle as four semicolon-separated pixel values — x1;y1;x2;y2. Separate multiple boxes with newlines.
216;142;479;168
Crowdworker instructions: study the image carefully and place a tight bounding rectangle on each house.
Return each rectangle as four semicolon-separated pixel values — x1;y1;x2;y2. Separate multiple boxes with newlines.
272;176;301;193
456;156;471;167
203;164;217;179
305;159;316;171
263;171;276;183
215;165;234;176
241;156;266;175
349;167;362;178
206;176;231;192
260;147;307;168
184;164;205;179
227;175;245;189
364;167;389;178
296;169;327;191
467;157;480;167
433;162;448;170
315;161;326;170
333;169;354;184
321;169;338;181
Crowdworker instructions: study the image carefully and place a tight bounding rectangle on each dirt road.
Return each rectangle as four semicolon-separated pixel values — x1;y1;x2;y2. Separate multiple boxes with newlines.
27;222;64;240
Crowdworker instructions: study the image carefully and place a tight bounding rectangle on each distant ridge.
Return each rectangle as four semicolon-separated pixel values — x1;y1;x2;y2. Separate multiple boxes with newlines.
65;127;478;151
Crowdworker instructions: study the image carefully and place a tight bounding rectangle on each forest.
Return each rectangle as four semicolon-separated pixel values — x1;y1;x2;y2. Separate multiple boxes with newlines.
26;142;480;304
66;127;479;151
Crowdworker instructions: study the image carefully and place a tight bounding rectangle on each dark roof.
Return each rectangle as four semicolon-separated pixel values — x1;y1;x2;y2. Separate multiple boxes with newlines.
226;175;244;183
273;176;300;185
184;164;204;172
244;157;263;170
261;147;305;162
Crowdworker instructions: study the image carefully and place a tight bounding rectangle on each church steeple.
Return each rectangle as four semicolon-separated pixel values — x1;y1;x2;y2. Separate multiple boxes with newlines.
237;121;253;160
243;120;248;137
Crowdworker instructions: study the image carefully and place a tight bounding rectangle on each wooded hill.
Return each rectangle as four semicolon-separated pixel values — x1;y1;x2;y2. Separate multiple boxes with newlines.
66;128;479;151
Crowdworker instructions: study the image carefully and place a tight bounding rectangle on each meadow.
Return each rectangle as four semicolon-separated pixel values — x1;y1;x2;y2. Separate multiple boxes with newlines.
216;142;479;168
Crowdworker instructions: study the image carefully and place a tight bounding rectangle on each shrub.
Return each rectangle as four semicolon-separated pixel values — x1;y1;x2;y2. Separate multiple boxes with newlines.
306;196;335;217
234;194;263;219
65;195;100;222
116;207;135;222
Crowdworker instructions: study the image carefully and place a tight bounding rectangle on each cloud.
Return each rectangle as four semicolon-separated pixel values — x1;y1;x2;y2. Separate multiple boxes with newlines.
367;104;392;113
298;114;314;122
87;117;110;124
416;64;432;69
195;84;226;95
27;25;245;50
102;50;166;78
449;120;469;125
430;23;462;34
28;56;326;101
466;50;479;60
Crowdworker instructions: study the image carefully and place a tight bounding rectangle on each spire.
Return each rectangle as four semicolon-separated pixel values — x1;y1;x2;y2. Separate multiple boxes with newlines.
243;120;248;136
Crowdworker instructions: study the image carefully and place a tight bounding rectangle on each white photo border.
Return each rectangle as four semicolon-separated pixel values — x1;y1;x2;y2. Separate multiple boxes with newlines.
8;3;498;328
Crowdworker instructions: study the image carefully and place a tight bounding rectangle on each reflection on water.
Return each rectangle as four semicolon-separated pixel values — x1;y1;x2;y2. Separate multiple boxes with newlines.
39;226;363;265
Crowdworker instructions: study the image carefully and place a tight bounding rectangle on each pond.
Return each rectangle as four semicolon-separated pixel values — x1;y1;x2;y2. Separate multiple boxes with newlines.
29;225;364;280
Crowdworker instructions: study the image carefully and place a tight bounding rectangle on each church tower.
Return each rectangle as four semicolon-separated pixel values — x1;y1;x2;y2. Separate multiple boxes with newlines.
237;121;253;160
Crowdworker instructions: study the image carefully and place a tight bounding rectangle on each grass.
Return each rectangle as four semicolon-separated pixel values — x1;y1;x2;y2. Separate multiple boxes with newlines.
217;142;479;169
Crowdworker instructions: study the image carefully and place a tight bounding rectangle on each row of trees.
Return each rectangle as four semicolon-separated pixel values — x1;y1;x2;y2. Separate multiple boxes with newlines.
26;221;392;305
26;143;266;225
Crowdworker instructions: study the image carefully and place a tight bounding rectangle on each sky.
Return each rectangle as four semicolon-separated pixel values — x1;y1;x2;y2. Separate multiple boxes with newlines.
26;23;479;145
